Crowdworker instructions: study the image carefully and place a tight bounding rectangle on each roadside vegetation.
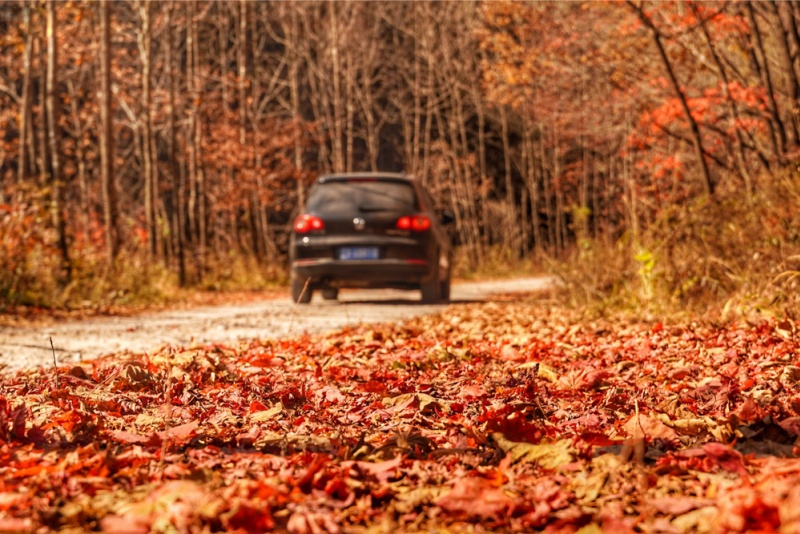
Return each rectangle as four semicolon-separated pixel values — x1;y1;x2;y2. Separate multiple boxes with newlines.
553;170;800;322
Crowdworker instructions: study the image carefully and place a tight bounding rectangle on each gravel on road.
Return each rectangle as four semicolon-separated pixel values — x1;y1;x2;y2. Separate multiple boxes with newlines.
0;277;553;372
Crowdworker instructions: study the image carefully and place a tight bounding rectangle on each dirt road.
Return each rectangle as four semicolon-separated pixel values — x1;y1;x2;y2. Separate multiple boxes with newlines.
0;277;552;372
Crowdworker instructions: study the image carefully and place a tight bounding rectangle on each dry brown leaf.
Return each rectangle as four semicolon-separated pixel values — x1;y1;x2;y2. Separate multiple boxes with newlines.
656;414;709;436
492;432;575;469
624;414;679;442
573;453;620;504
393;486;446;514
382;393;451;415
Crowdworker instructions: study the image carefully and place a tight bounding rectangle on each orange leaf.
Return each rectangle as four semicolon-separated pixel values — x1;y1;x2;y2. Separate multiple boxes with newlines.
159;420;199;444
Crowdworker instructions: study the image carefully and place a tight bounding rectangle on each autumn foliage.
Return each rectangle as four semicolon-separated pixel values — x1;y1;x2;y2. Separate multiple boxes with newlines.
4;1;800;530
1;1;800;312
3;299;800;532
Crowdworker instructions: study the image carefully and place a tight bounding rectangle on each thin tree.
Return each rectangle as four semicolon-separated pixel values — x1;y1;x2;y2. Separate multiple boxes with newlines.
746;1;786;162
627;1;715;196
137;0;156;258
17;0;34;184
693;3;753;196
98;0;118;264
45;0;71;282
165;1;185;285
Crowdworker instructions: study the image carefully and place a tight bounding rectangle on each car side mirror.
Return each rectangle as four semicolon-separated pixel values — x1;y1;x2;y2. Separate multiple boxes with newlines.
440;211;455;225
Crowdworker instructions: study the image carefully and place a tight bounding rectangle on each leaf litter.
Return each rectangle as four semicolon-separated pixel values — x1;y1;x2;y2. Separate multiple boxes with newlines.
1;301;800;531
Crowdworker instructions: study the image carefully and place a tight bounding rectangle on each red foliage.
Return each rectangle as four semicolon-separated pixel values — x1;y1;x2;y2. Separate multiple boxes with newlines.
3;303;800;530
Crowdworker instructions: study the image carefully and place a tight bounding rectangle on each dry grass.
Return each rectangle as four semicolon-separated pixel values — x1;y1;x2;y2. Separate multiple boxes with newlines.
552;171;800;321
454;244;543;281
0;235;286;313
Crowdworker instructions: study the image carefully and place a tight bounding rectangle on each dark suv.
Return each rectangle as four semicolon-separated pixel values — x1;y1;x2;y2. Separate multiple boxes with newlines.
289;173;452;304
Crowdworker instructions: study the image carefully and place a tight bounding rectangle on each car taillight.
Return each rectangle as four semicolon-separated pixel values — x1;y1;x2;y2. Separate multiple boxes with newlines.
294;214;325;233
396;214;431;232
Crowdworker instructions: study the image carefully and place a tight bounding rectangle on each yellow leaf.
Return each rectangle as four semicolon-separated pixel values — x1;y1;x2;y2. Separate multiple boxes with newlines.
135;413;161;428
519;361;558;383
492;432;575;469
672;506;718;533
574;453;620;504
250;402;283;422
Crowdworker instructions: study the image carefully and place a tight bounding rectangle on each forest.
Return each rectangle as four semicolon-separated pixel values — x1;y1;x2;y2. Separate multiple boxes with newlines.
0;0;799;313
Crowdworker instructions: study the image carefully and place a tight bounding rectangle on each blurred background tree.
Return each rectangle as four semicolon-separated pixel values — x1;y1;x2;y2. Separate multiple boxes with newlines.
0;0;798;315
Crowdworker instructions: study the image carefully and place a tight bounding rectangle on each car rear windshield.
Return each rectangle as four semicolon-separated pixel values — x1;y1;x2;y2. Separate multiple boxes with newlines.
306;180;417;214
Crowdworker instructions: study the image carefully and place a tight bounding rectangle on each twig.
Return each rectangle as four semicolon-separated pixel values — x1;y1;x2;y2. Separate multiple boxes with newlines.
158;370;174;482
49;337;59;390
287;277;311;335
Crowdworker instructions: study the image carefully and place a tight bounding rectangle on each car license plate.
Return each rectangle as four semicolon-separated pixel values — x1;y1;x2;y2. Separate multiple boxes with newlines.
339;246;379;260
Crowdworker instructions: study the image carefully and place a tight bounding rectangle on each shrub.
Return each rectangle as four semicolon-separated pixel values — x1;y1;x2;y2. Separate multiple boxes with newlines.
552;171;800;320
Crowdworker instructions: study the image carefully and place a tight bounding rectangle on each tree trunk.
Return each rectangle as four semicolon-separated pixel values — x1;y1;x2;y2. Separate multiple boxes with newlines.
785;3;800;87
98;0;118;265
769;1;800;147
195;22;206;277
524;118;542;251
500;106;516;253
694;3;753;197
288;6;306;206
747;1;787;162
474;93;489;250
18;0;33;184
46;0;71;283
238;0;248;146
137;0;156;259
166;1;185;285
186;1;204;280
38;28;50;189
329;2;344;173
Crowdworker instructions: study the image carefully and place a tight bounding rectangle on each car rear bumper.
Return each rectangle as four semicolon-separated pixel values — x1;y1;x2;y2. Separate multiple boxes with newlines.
292;258;432;288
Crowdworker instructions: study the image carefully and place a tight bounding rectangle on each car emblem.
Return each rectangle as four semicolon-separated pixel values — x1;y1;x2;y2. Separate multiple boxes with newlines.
353;217;366;231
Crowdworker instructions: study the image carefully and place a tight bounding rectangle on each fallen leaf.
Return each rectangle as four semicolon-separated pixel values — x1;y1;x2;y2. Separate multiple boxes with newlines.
110;430;151;444
343;455;403;483
0;518;34;533
647;496;714;516
500;345;523;362
671;506;718;533
159;420;199;443
436;477;515;518
537;363;559;383
624;414;679;443
250;402;283;423
382;393;450;415
492;432;575;469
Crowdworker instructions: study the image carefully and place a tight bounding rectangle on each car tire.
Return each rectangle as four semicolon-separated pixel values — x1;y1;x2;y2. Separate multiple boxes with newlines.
321;288;339;301
440;270;451;302
420;262;441;304
291;277;313;304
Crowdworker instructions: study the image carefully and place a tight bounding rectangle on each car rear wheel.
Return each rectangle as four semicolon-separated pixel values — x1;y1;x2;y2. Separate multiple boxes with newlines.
291;277;313;304
420;263;441;304
321;288;339;301
440;271;451;302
